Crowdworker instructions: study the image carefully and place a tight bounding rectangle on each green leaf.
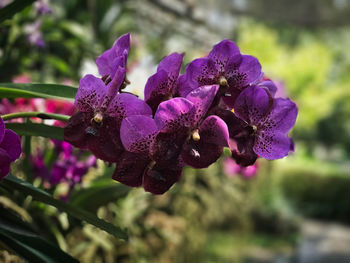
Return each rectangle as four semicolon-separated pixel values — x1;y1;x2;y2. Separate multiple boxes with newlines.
5;123;64;140
70;180;130;212
0;83;77;100
0;217;78;263
1;175;128;240
0;0;36;23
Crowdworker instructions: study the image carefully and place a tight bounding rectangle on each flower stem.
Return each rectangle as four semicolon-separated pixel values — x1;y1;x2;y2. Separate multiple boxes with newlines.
1;112;70;122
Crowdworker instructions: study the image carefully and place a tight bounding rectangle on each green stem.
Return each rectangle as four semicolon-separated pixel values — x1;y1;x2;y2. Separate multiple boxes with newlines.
1;112;70;122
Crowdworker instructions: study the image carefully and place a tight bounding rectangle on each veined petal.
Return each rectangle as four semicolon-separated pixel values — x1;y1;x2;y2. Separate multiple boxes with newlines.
208;39;241;72
120;115;157;153
112;152;150;187
236;55;262;86
186;85;219;124
75;74;107;112
234;85;272;125
254;131;292;160
0;129;21;162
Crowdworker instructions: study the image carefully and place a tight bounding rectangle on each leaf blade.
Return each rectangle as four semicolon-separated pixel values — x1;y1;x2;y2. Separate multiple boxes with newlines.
0;0;36;23
5;123;64;140
1;175;128;240
0;83;77;100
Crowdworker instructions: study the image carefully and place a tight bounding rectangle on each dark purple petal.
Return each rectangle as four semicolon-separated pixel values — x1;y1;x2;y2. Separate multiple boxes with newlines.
254;131;292;160
120;115;157;153
105;67;126;98
157;52;184;85
0;129;22;162
64;111;91;149
87;117;125;162
258;80;277;97
185;85;219;124
0;148;10;180
0;117;5;142
230;137;258;167
199;116;229;147
96;33;130;76
112;152;150;187
144;70;170;112
262;98;298;134
181;116;229;168
185;58;218;87
143;160;183;194
208;39;241;72
154;97;195;132
75;74;107;112
106;93;152;119
234;85;272;125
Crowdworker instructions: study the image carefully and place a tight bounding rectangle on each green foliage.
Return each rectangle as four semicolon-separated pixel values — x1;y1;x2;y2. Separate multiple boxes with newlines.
5;123;64;140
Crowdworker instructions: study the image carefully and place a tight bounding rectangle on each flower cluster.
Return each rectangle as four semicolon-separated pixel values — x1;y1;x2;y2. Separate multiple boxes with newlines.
31;139;96;200
0;117;21;180
64;34;298;194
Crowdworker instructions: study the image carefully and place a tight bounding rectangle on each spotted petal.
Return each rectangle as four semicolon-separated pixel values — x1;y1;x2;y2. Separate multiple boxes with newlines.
185;58;218;88
254;131;291;160
75;74;107;112
208;39;241;72
261;98;298;134
106;93;152;118
120;115;157;153
144;70;170;112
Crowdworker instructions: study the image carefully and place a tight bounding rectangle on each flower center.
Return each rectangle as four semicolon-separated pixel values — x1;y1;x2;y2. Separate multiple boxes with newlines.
192;129;200;141
93;112;103;123
219;76;228;86
252;125;258;132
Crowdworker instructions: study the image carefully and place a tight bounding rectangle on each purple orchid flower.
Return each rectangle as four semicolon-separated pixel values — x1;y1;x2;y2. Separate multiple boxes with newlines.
64;73;152;162
144;52;184;113
113;85;229;194
178;39;262;108
25;21;45;48
0;117;21;180
221;85;297;165
223;157;258;179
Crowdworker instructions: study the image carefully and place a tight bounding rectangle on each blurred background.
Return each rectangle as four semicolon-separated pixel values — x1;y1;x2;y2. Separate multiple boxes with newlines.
1;0;350;262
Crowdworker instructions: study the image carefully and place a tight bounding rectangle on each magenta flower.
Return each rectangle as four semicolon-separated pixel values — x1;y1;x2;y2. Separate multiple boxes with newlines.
144;52;184;113
0;117;22;180
113;85;229;194
64;73;152;162
178;39;262;108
